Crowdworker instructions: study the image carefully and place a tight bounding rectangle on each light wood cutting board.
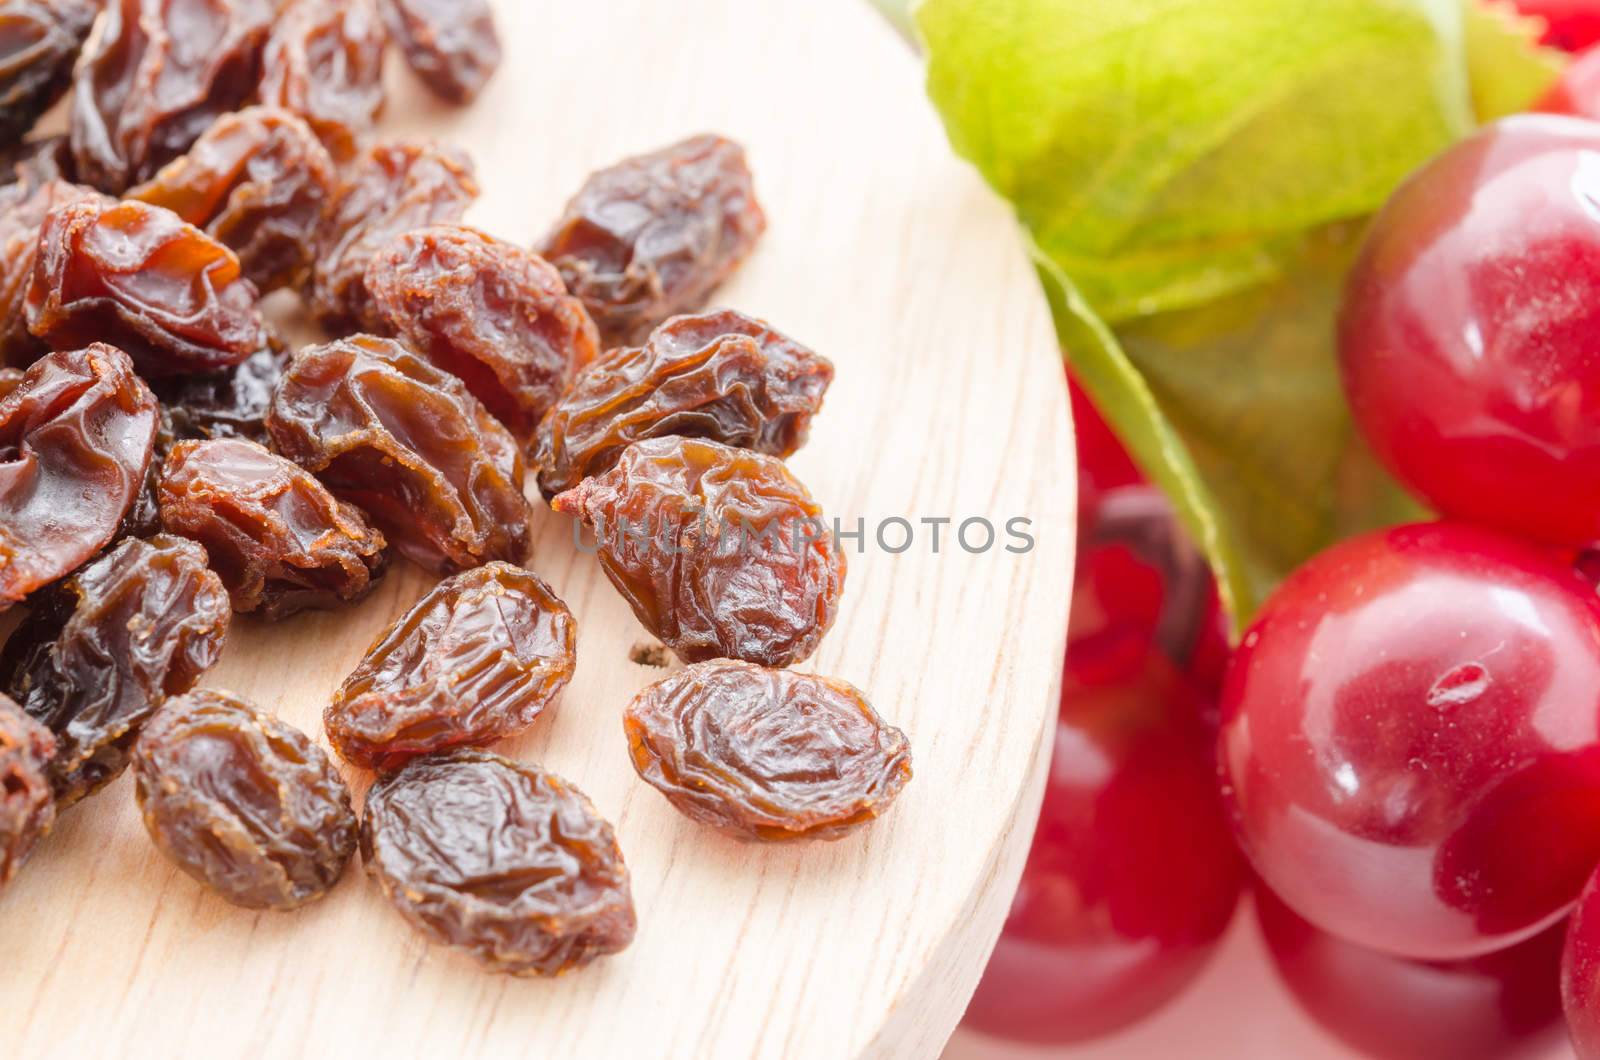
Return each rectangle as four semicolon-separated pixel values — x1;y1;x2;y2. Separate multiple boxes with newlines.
0;1;1075;1057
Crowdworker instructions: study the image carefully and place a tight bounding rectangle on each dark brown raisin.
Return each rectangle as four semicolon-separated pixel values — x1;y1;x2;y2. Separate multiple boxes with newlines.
27;197;267;378
552;436;845;666
325;563;574;770
159;438;389;620
625;661;911;841
311;140;478;333
257;0;387;162
0;533;230;805
539;135;766;347
70;0;276;192
361;750;636;976
153;337;286;455
0;345;159;610
132;688;358;909
266;335;532;574
0;693;55;887
126;106;337;293
377;0;499;105
533;309;832;499
366;225;598;443
0;0;97;148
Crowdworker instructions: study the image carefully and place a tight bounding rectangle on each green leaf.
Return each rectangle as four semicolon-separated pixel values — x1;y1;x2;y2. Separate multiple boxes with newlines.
917;0;1475;324
1464;0;1565;120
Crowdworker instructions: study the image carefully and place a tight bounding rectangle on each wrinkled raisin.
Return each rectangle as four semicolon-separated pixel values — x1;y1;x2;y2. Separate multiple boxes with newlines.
71;0;275;192
266;335;531;574
0;345;158;610
0;177;106;367
540;135;766;347
625;661;912;841
132;688;358;909
326;563;574;770
160;438;389;620
0;0;96;148
0;534;230;804
0;693;54;887
377;0;499;105
312;140;478;332
366;225;597;443
257;0;387;162
534;309;832;499
127;106;337;293
362;750;636;976
153;337;285;454
27;197;266;378
553;436;844;666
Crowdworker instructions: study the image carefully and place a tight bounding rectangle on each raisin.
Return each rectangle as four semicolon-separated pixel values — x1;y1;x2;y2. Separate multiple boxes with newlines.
70;0;275;193
377;0;499;105
0;534;230;805
366;225;598;443
361;750;636;976
0;0;96;148
132;688;358;909
0;133;71;188
257;0;387;163
533;309;832;499
0;365;21;400
27;197;267;378
539;135;766;348
0;177;107;368
266;335;532;574
325;563;575;770
117;456;165;541
126;107;337;294
159;438;389;620
153;338;285;454
625;661;911;841
0;693;55;887
552;436;845;666
0;345;159;611
311;140;478;333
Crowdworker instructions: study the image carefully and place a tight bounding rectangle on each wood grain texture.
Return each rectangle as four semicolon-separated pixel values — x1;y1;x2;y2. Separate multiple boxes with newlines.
0;2;1074;1057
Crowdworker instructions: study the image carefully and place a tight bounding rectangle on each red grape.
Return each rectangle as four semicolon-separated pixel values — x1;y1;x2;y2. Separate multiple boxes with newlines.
961;653;1244;1043
1256;885;1564;1060
1220;522;1600;960
1338;116;1600;547
1564;864;1600;1058
1068;370;1144;525
1512;0;1600;51
1069;485;1229;709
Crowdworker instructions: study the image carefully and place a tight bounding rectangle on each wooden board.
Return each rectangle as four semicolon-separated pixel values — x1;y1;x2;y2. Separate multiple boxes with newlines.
0;2;1074;1057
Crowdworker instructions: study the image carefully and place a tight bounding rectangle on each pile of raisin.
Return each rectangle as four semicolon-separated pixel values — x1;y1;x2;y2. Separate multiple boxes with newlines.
0;0;909;980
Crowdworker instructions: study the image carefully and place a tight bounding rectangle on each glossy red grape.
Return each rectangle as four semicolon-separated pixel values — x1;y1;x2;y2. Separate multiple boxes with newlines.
1220;522;1600;960
1338;116;1600;548
1564;864;1600;1058
1256;885;1564;1060
1512;0;1600;51
961;652;1245;1044
1068;370;1143;524
1071;486;1229;710
1537;44;1600;118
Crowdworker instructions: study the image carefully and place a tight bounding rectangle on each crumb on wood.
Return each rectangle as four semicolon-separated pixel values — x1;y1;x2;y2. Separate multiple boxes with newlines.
629;641;671;667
